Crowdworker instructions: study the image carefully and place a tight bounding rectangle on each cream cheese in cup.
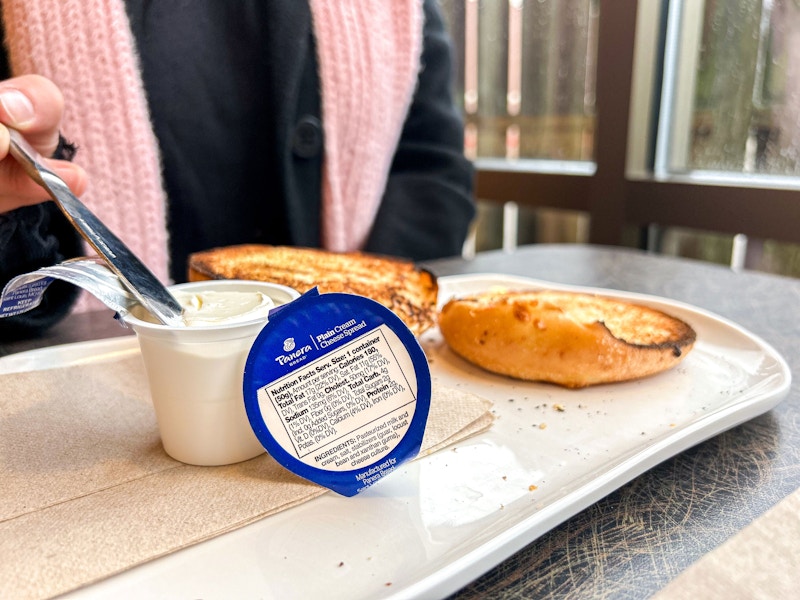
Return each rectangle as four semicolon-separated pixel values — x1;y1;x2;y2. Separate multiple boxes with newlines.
130;288;277;326
175;290;275;326
122;280;300;466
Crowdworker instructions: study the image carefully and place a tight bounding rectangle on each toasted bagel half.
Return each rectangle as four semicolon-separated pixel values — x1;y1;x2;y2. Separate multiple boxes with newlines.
438;289;696;388
188;244;438;336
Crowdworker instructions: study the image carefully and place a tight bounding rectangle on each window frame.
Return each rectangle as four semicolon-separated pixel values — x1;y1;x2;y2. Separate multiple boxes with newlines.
473;0;800;248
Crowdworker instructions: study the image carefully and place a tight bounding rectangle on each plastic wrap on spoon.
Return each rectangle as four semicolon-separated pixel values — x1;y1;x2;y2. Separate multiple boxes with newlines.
1;258;284;326
0;257;137;321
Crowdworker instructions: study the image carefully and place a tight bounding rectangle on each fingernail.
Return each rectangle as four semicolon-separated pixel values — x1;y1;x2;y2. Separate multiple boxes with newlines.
0;89;35;125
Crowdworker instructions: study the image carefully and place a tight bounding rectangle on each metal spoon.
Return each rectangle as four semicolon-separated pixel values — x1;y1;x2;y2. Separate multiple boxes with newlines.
7;128;184;326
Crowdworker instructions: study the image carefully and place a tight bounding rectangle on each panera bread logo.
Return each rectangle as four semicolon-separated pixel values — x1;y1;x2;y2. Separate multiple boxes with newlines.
276;338;312;365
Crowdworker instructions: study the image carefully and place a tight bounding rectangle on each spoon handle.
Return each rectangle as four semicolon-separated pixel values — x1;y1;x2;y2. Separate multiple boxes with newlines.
7;128;183;326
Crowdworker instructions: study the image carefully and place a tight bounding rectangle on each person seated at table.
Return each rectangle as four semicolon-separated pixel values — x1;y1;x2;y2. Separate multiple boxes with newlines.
0;0;475;337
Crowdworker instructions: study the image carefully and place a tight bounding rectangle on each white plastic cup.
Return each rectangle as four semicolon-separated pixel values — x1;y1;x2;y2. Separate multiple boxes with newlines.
122;280;300;466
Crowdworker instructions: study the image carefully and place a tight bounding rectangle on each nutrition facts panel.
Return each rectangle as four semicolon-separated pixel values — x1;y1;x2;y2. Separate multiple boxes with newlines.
258;325;417;470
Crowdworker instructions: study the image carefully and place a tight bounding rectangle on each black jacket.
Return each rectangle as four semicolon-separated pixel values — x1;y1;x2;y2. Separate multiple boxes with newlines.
0;0;474;337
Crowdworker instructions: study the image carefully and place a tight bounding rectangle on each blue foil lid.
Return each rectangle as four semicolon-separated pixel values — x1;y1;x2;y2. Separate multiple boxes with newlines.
243;289;432;496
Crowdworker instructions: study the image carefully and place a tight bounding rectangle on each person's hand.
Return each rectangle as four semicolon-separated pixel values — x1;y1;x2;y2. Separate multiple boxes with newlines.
0;74;87;214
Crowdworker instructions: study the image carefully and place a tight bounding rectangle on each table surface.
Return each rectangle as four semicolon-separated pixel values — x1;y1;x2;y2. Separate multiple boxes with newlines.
3;244;799;599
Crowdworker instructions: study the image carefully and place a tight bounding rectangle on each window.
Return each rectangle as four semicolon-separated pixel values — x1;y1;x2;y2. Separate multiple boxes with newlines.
440;0;597;252
440;0;800;277
667;0;800;177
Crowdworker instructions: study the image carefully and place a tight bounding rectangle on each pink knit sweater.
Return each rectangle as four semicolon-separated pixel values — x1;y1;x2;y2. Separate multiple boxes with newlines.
2;0;423;310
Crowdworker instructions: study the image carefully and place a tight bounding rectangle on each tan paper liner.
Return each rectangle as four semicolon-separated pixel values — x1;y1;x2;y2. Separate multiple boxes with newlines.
0;354;494;600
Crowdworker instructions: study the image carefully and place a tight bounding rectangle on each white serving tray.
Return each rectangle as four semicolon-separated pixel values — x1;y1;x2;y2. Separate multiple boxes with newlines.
0;274;791;600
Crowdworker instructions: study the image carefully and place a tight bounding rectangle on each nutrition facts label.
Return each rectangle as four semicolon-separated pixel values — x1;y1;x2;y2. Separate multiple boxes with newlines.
259;326;417;471
244;290;431;495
